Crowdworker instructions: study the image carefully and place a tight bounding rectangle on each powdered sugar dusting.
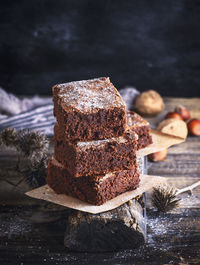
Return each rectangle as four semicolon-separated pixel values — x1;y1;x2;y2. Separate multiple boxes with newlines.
127;112;149;127
55;77;125;113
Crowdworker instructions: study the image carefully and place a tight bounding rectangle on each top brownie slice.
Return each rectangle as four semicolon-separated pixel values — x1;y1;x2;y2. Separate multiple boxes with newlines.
52;77;127;141
127;111;153;149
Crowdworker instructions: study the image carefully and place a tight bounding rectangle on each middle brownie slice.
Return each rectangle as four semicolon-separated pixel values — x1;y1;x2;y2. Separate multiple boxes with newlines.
54;123;138;178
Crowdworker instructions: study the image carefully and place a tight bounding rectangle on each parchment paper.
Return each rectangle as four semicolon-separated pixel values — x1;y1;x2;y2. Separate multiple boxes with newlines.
25;130;184;214
26;174;166;214
137;129;185;157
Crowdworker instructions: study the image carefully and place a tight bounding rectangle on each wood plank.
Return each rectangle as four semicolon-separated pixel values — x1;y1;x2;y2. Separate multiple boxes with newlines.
0;205;200;265
0;97;200;263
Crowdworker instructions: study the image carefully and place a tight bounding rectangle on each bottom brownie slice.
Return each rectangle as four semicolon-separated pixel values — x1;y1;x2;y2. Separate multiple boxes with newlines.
127;111;153;149
46;157;140;206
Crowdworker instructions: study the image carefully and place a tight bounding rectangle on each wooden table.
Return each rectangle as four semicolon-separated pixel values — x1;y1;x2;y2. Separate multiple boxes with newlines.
0;97;200;265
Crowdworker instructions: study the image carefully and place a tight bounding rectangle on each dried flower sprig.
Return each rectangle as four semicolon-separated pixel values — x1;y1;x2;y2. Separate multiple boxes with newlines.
152;180;200;213
0;128;49;188
152;186;180;213
0;128;49;157
1;128;17;146
17;129;49;157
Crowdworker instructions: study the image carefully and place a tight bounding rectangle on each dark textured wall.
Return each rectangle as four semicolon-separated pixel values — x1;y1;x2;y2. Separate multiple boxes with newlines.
0;0;200;96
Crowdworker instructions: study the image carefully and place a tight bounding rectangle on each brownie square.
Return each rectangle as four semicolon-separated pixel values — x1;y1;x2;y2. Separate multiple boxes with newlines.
46;157;140;206
127;111;153;149
52;77;127;141
54;123;138;178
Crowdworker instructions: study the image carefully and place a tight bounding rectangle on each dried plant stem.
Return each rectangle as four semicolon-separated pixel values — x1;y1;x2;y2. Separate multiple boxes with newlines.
15;155;21;171
176;180;200;195
152;180;200;213
0;128;49;188
12;176;27;189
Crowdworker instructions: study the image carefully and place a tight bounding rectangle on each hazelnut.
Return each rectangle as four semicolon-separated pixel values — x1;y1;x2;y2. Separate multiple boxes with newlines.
165;112;183;120
187;119;200;136
135;90;165;116
148;149;168;162
175;105;190;121
157;118;188;139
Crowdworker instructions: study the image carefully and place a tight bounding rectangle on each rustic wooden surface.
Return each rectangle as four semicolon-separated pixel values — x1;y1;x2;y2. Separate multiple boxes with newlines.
0;97;200;264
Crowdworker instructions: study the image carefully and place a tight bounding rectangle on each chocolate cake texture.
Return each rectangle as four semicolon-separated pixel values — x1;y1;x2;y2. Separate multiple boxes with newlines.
46;157;140;206
46;78;152;206
127;111;153;149
54;122;138;178
52;77;127;141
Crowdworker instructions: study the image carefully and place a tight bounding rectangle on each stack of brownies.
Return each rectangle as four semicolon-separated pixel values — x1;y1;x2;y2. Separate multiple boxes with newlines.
47;77;152;205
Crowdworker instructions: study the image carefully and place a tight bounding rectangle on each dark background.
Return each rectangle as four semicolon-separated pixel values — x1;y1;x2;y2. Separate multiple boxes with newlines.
0;0;200;97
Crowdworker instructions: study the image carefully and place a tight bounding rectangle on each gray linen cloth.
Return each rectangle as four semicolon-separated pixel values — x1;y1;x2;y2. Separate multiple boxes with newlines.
0;86;139;136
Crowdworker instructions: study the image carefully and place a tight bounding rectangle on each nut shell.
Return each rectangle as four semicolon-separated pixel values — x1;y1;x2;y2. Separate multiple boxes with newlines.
175;105;190;121
157;118;188;139
135;90;165;116
187;119;200;136
148;149;168;162
165;112;183;120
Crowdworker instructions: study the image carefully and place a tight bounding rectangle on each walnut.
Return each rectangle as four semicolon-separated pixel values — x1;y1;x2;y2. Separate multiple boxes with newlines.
135;90;165;116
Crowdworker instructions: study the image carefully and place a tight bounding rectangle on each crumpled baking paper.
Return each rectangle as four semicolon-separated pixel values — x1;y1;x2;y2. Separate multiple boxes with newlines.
26;130;184;214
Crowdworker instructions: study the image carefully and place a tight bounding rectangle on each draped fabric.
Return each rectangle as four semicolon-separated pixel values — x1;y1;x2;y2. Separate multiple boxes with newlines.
0;87;139;136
